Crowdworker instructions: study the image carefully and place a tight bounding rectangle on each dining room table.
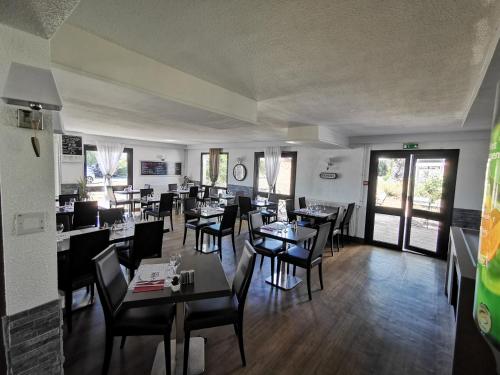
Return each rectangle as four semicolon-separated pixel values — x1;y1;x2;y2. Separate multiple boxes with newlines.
114;189;141;198
251;199;278;208
122;252;232;375
253;222;317;290
184;207;225;253
292;206;340;221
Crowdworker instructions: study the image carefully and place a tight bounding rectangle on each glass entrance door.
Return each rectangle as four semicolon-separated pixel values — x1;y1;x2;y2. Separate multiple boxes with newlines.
366;150;459;258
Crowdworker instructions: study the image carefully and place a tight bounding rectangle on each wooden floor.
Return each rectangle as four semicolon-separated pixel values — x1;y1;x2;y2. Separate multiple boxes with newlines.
63;213;454;375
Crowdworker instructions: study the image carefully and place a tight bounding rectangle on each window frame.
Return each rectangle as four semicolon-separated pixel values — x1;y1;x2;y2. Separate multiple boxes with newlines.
84;145;133;191
200;152;229;189
253;151;297;199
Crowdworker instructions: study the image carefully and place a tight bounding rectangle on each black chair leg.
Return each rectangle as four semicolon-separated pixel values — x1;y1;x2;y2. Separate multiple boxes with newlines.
236;321;246;367
238;218;242;235
341;228;345;248
218;235;222;259
102;331;114;375
183;226;187;245
170;215;174;231
318;263;324;290
306;267;312;301
90;283;95;302
293;265;296;276
183;330;190;375
260;254;264;269
330;232;334;256
164;334;172;375
336;234;340;251
270;257;275;281
65;289;72;332
195;229;199;251
120;336;127;349
231;232;236;254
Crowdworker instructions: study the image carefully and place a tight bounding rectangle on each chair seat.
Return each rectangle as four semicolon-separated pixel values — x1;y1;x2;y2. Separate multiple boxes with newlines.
146;209;171;218
185;296;238;331
279;245;321;268
115;303;175;335
202;223;232;235
253;238;284;255
185;218;216;230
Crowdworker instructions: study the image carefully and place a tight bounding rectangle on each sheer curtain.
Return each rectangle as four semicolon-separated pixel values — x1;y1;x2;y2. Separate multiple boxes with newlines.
264;146;281;196
95;142;124;200
209;148;222;186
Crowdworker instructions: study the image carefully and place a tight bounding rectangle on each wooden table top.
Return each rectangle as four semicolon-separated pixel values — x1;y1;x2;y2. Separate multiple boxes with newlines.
122;252;232;308
253;223;317;244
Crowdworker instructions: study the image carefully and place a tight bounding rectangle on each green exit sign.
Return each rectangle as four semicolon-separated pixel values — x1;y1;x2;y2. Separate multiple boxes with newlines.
403;143;418;150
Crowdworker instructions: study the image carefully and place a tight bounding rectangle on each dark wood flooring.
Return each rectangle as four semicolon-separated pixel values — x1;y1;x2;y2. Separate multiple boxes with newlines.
63;214;454;375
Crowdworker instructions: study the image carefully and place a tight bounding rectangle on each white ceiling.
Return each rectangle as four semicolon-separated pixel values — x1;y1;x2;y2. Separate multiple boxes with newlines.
47;1;500;143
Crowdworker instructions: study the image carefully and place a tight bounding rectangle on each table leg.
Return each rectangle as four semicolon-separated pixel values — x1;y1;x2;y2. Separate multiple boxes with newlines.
265;247;302;290
150;302;205;375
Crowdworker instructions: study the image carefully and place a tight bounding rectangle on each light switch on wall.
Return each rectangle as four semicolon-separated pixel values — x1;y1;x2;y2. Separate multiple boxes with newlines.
14;212;47;235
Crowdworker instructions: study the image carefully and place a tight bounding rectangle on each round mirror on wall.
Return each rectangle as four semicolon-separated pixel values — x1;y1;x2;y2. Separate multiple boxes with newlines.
233;163;247;181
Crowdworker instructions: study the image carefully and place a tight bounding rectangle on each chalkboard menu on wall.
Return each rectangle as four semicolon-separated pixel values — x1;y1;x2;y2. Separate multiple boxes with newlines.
62;135;82;155
141;161;168;175
175;162;182;175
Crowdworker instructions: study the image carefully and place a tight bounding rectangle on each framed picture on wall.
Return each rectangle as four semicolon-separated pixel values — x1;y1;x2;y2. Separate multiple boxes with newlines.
174;162;182;175
141;161;168;175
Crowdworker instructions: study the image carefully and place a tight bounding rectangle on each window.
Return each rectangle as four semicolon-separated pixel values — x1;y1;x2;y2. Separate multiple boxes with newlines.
253;151;297;198
201;152;228;188
84;145;133;187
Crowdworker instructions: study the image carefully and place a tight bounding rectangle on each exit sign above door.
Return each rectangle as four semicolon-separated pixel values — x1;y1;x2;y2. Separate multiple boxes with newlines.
403;143;419;150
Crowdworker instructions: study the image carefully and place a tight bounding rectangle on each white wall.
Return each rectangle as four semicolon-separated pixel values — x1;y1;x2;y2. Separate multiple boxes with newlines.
59;133;185;191
185;134;490;238
0;24;58;315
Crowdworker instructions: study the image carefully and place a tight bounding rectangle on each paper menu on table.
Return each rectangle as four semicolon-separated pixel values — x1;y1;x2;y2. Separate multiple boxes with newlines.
136;263;168;282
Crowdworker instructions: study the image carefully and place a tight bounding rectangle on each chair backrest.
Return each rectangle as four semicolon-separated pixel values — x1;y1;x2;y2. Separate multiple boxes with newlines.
298;197;307;209
73;201;98;229
56;213;71;232
99;208;124;227
68;229;110;284
233;241;257;311
209;187;218;197
59;194;79;206
247;210;263;246
268;193;278;203
140;188;153;198
309;222;331;261
189;186;199;198
158;193;174;213
238;196;252;216
183;197;197;220
131;221;164;266
285;199;297;221
106;186;117;205
342;203;355;227
201;186;209;199
327;207;340;228
168;183;177;191
93;244;128;323
221;204;239;230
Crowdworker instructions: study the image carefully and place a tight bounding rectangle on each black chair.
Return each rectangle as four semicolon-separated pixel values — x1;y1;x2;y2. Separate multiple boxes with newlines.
259;193;278;224
238;196;252;234
56;213;71;232
278;222;331;300
285;199;311;227
183;240;257;375
298;196;307;209
138;188;154;217
338;203;355;247
73;201;98;229
145;193;174;232
188;186;199;199
325;207;341;255
59;193;79;206
93;245;175;375
118;220;164;280
99;208;124;227
58;228;109;332
201;205;238;260
107;186;133;212
248;210;284;281
183;197;215;250
197;186;210;206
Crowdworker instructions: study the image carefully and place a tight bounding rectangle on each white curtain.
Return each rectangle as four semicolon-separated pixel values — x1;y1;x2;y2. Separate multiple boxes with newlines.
264;146;281;196
95;142;124;201
209;148;222;186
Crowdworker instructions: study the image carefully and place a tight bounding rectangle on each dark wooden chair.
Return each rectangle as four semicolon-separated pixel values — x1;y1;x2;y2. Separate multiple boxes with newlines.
183;240;257;375
93;245;175;375
278;222;330;300
183;197;215;250
59;193;79;206
201;205;238;260
56;213;71;232
118;220;164;280
238;196;252;234
197;186;210;206
107;186;133;212
338;203;355;247
73;201;98;229
145;193;174;232
58;228;109;332
99;208;124;227
248;210;284;281
188;186;199;199
259;193;278;224
138;188;154;218
325;207;340;255
285;199;311;227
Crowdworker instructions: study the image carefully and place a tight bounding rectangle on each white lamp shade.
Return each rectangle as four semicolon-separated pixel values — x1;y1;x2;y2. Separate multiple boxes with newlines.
1;62;62;111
